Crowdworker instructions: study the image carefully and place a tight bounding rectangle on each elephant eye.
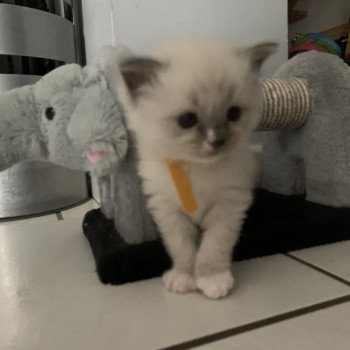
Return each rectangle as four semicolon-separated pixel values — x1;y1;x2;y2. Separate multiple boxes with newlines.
45;107;55;120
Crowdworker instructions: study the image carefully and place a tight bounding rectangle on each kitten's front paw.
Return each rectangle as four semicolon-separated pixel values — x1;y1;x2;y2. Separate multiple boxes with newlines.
196;271;234;299
162;269;197;294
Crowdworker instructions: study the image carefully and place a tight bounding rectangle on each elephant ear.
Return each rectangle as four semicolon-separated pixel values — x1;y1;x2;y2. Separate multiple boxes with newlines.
35;64;83;105
0;84;49;172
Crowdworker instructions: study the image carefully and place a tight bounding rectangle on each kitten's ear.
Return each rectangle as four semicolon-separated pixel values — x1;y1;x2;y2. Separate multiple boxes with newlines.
240;42;278;71
119;56;166;98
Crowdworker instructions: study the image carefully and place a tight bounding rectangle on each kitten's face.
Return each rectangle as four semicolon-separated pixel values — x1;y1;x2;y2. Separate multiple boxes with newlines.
120;41;276;163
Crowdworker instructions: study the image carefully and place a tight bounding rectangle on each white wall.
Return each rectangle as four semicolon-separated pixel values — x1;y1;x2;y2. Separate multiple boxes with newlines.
82;0;114;64
289;0;350;35
83;0;288;76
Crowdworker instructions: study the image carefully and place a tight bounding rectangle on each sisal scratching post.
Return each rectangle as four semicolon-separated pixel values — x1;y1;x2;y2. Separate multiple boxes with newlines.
258;78;311;130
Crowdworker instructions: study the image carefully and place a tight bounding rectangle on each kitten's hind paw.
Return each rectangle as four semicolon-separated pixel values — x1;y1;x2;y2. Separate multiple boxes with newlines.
162;270;197;294
196;271;234;299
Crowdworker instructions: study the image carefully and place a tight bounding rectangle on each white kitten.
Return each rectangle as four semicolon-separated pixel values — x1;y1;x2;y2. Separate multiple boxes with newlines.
118;40;276;299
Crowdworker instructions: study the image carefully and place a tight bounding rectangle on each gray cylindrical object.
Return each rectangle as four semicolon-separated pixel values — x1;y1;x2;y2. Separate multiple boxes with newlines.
258;78;311;131
0;2;88;219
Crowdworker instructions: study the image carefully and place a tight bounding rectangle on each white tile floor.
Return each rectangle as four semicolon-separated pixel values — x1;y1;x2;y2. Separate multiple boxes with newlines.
0;200;349;350
60;199;100;219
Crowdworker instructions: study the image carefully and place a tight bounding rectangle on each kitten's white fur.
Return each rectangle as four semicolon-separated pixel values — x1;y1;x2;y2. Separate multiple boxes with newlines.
119;40;276;299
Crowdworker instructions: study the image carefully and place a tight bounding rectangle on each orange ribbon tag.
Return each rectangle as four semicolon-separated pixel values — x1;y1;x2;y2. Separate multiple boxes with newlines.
167;160;198;214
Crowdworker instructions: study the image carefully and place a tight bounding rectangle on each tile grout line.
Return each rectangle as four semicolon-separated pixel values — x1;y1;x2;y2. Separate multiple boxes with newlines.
158;295;350;350
284;253;350;286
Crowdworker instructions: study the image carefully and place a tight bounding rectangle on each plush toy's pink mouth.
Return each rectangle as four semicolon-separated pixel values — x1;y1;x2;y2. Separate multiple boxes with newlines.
86;148;108;165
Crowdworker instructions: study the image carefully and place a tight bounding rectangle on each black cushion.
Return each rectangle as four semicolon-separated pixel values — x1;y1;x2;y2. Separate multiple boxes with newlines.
83;189;350;285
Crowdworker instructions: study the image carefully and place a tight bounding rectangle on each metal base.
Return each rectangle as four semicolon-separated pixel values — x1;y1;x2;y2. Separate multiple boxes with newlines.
0;161;89;219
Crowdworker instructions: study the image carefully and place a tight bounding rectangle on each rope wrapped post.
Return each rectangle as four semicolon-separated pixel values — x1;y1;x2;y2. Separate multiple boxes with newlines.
258;78;312;130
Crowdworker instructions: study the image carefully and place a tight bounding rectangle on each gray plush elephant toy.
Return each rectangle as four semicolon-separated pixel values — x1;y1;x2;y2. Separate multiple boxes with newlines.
0;47;128;177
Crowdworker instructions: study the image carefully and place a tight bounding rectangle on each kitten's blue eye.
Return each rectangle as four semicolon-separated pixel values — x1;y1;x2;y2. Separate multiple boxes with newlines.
177;112;198;129
227;106;241;122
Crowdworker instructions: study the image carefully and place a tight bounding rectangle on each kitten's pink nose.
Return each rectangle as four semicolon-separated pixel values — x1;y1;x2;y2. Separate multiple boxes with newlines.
209;139;226;149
